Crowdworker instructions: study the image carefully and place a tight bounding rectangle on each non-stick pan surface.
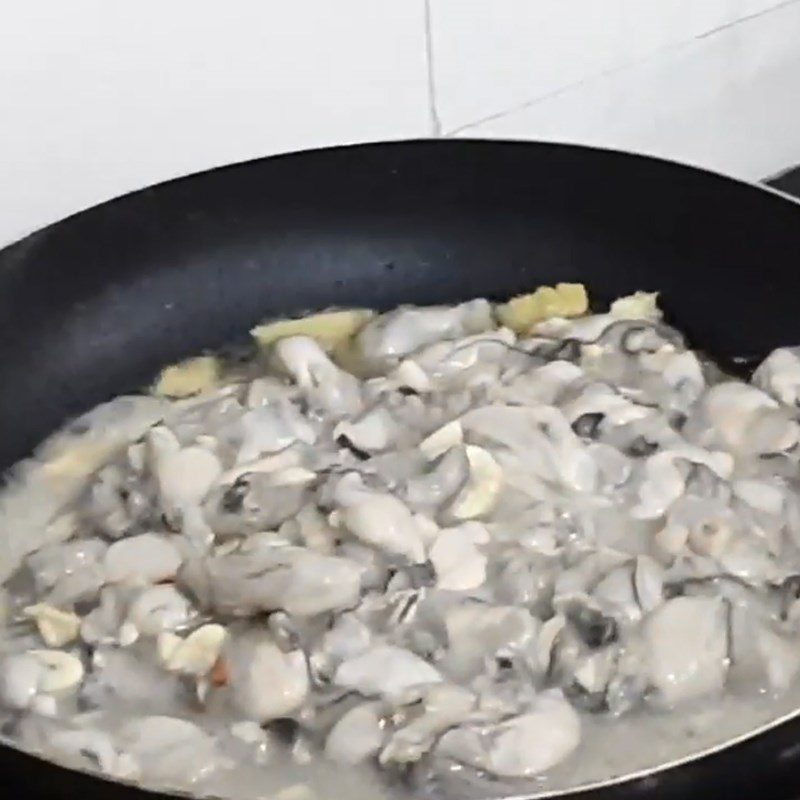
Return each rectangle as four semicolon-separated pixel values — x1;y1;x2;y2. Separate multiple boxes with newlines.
1;140;800;800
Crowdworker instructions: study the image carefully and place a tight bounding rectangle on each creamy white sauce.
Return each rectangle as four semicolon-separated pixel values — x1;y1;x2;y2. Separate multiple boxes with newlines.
1;293;800;800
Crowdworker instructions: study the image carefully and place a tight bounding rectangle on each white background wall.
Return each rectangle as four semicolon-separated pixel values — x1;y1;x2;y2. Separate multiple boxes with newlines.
2;0;800;246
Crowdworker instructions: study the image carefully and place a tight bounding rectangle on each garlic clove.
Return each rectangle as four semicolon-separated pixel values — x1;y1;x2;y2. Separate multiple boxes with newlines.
419;421;464;461
159;624;227;677
446;446;503;520
23;604;81;647
28;649;84;694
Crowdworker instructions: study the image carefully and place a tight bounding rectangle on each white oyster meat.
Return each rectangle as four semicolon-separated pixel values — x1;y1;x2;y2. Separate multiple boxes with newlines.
3;287;800;800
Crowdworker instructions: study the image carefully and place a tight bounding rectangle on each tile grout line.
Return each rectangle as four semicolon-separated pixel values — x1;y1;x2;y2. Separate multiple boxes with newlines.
423;0;442;137
697;0;800;39
445;0;800;137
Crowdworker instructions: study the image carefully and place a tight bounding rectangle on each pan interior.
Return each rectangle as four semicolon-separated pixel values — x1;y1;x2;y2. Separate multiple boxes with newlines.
2;141;800;799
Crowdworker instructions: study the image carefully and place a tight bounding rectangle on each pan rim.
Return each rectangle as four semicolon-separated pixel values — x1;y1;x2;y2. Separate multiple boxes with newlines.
3;137;800;254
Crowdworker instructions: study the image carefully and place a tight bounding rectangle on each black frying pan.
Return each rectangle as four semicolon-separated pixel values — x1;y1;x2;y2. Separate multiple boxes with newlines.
1;140;800;800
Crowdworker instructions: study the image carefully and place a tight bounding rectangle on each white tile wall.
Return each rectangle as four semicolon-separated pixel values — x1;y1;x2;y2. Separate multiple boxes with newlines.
429;0;784;133
2;0;800;246
0;0;430;245
449;0;800;180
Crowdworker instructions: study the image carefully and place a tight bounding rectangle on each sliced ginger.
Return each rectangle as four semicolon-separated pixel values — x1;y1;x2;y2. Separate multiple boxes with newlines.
610;291;661;321
41;440;120;483
251;309;373;353
497;283;588;333
153;356;220;398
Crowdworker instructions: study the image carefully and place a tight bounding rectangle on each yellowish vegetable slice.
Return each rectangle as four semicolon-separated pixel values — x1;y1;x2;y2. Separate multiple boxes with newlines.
447;445;503;520
153;356;220;398
41;440;120;483
158;624;227;676
23;604;81;647
496;283;588;333
251;309;373;353
610;291;661;320
28;649;85;693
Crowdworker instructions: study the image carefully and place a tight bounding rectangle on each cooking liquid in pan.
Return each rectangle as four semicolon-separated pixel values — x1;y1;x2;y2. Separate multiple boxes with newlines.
3;286;800;800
